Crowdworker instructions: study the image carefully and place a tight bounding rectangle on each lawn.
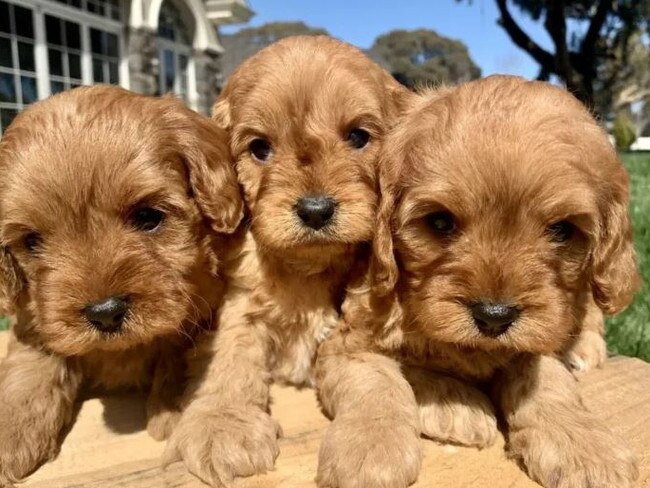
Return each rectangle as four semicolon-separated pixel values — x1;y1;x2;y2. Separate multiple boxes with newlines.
0;153;648;361
606;152;650;361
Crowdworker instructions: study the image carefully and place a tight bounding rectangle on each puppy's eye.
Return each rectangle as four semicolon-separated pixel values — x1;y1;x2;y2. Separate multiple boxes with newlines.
249;138;272;163
346;128;370;149
23;232;42;253
547;220;574;243
130;207;165;233
426;211;456;235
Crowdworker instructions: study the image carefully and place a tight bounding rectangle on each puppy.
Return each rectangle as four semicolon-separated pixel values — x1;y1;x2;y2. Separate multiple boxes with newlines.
0;86;242;484
315;75;640;488
164;36;409;486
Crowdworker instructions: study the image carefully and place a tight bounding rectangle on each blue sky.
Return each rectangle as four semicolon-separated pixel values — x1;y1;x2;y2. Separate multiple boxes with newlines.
222;0;555;79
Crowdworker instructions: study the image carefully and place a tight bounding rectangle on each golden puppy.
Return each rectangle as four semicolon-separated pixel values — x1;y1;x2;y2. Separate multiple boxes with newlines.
0;86;242;484
315;76;640;488
164;36;408;485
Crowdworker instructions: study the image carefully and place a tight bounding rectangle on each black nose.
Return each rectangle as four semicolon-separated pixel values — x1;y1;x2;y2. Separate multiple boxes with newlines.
295;195;336;230
470;301;519;337
83;296;129;333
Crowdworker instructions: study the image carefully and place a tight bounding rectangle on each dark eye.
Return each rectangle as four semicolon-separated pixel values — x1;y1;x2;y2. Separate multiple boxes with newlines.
547;220;574;243
23;232;42;253
426;211;456;235
130;207;165;233
346;128;370;149
249;138;272;162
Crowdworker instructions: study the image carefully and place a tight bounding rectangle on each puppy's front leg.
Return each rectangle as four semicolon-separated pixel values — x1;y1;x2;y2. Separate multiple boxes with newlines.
164;308;280;487
562;296;607;372
146;343;186;441
315;331;422;488
497;355;638;488
0;337;81;484
404;367;497;448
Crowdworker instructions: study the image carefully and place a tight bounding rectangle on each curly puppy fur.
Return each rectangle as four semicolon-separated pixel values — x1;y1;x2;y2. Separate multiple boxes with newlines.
315;76;640;488
0;86;243;485
164;36;410;487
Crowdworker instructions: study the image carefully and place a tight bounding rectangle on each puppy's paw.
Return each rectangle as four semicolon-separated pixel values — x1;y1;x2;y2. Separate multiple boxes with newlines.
317;415;422;488
163;405;281;487
0;411;60;483
509;424;638;488
563;330;607;373
147;408;181;441
418;396;497;448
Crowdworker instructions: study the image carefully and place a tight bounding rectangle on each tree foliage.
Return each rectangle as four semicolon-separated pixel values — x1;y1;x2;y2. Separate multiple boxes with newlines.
463;0;649;117
219;22;329;79
368;29;481;88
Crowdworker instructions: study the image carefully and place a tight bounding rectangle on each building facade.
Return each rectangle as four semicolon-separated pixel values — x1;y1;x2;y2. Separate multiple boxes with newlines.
0;0;252;131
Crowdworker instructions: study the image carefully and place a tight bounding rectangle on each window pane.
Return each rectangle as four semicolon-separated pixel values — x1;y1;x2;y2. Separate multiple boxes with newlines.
14;6;33;39
92;57;103;82
108;61;118;83
69;81;81;89
90;28;102;54
106;32;118;57
20;75;37;103
50;80;65;94
0;3;10;34
65;22;81;50
0;72;16;103
110;6;120;20
45;15;62;46
68;53;81;79
18;41;35;72
48;48;63;76
71;0;81;8
163;49;174;92
1;108;18;131
0;37;12;68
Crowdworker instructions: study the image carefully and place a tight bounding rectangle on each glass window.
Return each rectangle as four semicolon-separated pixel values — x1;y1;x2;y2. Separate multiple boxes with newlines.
46;15;83;93
90;28;120;84
50;0;121;21
0;0;37;133
156;1;192;102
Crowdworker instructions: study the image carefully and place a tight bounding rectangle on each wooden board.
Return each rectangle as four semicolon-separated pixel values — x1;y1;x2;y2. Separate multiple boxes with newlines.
0;333;648;488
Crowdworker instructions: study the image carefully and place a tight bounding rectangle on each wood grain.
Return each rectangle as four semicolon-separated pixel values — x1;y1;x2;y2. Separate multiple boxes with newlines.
0;333;647;488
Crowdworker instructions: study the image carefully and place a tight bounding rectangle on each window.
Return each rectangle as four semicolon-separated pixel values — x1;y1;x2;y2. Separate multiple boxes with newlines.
90;27;119;84
52;0;121;21
45;14;83;94
156;1;191;102
0;0;37;131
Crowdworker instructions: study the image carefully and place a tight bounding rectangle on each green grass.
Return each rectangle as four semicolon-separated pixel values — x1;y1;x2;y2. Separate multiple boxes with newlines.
606;152;650;361
0;153;647;360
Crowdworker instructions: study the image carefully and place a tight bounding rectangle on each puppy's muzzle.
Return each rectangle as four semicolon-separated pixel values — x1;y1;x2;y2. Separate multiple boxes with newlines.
295;195;336;230
83;296;129;333
470;301;519;337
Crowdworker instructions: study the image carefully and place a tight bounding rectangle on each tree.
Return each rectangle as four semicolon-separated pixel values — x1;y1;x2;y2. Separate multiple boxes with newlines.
219;22;329;80
466;0;649;115
368;29;481;88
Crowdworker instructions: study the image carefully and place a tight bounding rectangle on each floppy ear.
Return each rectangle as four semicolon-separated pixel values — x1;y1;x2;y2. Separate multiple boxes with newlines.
212;98;231;130
169;104;243;234
371;150;401;297
0;246;23;315
590;167;640;314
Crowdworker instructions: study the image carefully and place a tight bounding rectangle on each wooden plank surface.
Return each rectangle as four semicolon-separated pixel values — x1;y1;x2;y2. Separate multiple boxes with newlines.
0;333;647;488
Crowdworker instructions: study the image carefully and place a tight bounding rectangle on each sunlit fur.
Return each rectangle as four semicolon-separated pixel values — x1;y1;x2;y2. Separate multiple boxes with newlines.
164;36;411;487
0;85;242;484
315;76;640;488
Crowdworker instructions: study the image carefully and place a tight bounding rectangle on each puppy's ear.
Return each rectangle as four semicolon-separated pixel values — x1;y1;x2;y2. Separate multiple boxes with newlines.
169;104;243;234
212;98;231;130
590;167;640;314
371;153;401;297
0;247;23;315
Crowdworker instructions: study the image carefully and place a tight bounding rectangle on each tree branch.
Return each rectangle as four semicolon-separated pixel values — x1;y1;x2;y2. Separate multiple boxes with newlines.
544;0;572;83
495;0;555;73
581;0;613;58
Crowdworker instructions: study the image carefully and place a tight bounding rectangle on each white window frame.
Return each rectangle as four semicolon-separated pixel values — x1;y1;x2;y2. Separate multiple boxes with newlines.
2;0;128;101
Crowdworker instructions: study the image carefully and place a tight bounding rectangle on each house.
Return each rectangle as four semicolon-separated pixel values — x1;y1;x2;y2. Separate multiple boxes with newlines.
0;0;253;132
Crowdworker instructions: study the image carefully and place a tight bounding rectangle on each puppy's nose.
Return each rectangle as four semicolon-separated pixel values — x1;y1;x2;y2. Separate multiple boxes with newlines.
83;296;129;333
470;301;519;337
295;195;336;230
